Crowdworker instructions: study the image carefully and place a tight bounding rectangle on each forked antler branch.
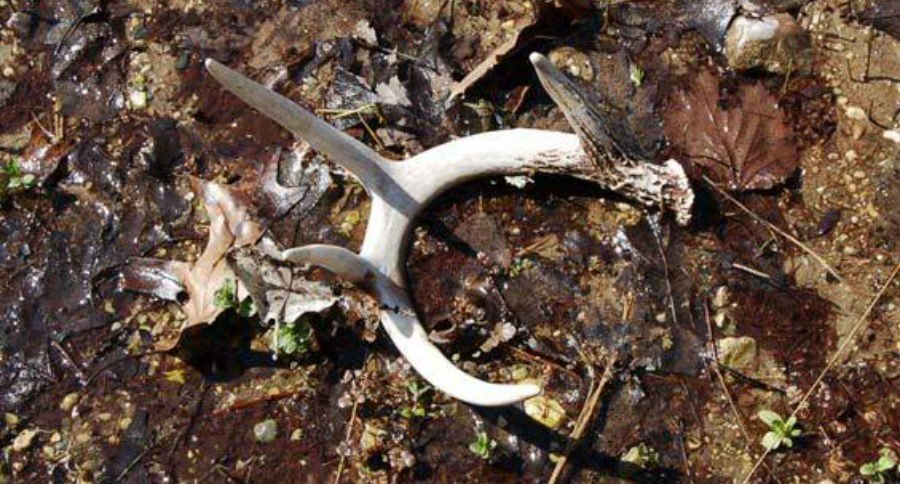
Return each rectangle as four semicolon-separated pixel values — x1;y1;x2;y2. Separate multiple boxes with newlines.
205;53;694;406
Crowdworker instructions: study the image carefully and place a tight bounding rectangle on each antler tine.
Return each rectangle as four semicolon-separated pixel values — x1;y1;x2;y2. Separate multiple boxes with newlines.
529;52;625;162
205;59;394;196
278;244;373;284
528;52;694;225
277;243;543;406
377;295;542;406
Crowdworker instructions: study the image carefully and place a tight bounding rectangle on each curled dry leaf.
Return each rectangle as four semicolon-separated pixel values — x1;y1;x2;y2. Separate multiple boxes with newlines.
121;178;262;349
664;71;798;191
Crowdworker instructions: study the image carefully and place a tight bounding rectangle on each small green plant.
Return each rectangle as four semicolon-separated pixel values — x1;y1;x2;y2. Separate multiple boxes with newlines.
621;443;660;469
213;279;237;309
757;409;801;450
508;257;533;278
860;447;897;483
400;380;431;418
274;319;314;356
629;63;645;87
213;279;255;317
468;431;496;460
2;159;36;192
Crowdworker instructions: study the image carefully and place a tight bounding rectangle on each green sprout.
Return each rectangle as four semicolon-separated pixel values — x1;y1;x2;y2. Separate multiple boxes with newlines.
757;409;801;450
622;443;660;469
629;63;645;87
468;431;496;460
2;159;36;192
860;447;897;483
400;380;431;418
274;319;314;357
508;257;533;278
213;279;255;317
213;279;237;309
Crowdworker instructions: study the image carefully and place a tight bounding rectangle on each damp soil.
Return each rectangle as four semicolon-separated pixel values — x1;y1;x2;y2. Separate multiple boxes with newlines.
2;0;900;483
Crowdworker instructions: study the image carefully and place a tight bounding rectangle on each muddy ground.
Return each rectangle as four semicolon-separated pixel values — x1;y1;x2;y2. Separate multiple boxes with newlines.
2;0;900;482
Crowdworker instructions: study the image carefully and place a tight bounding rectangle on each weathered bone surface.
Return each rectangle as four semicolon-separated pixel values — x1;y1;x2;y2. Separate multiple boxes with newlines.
205;53;694;406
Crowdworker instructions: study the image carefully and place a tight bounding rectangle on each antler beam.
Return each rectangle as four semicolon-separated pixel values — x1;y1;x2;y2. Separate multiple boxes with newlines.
205;54;694;406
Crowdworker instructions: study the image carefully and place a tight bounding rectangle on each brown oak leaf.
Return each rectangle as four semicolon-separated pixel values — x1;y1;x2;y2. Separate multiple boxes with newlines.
664;71;798;191
121;178;262;349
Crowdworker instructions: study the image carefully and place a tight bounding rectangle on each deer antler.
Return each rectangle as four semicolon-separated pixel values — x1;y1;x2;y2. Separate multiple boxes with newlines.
205;53;693;406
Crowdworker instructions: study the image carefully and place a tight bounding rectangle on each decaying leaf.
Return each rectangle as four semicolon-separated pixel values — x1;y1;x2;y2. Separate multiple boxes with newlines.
174;179;262;326
121;178;262;348
664;71;798;191
230;247;337;325
236;146;332;226
857;0;900;40
120;258;186;302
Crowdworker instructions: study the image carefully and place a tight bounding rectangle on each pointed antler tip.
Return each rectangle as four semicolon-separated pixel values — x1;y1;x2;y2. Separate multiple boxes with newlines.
528;52;548;69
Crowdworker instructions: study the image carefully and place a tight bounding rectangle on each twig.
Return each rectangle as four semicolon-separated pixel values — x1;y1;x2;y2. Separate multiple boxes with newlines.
651;215;679;325
30;112;56;140
741;262;900;483
704;303;782;483
116;445;154;482
677;421;695;484
548;353;618;484
84;350;167;386
333;399;360;484
703;176;842;281
732;262;771;280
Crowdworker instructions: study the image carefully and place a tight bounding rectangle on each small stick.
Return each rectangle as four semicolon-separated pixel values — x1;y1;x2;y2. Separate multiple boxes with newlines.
704;303;782;483
548;353;618;484
703;176;842;281
741;262;900;483
732;262;771;280
333;399;360;484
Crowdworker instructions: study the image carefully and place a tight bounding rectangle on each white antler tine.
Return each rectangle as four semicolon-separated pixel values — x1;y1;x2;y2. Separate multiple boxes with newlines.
278;244;372;284
375;284;542;406
204;59;393;196
279;243;541;406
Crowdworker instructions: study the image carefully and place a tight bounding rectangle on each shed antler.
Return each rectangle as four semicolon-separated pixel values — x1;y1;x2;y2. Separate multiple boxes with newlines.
205;54;693;406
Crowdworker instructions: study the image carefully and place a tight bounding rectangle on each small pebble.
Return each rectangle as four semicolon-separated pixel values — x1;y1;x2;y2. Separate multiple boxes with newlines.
253;419;278;443
845;105;867;120
883;129;900;144
12;429;38;452
59;392;79;411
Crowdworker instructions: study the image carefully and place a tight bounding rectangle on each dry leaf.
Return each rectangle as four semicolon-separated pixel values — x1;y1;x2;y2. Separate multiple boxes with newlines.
664;71;798;191
174;179;262;327
120;178;262;349
230;247;337;325
120;258;186;302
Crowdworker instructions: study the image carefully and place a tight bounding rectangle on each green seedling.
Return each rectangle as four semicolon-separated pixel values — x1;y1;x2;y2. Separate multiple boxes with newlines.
860;447;897;483
213;279;255;317
274;319;314;357
758;409;801;450
213;279;237;309
622;443;660;469
400;380;431;419
468;431;496;460
629;63;645;87
2;159;36;192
